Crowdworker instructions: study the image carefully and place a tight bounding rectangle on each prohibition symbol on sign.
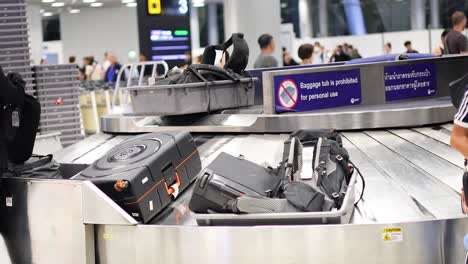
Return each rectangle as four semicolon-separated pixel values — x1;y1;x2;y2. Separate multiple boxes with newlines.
278;79;298;109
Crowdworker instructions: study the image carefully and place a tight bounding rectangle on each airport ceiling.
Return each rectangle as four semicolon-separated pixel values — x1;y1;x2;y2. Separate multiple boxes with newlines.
27;0;126;8
27;0;223;16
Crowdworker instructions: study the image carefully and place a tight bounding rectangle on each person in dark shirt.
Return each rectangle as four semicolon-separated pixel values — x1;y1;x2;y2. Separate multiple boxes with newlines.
138;53;154;77
404;41;418;53
254;34;279;69
297;44;314;65
282;47;298;66
330;45;351;62
445;11;468;55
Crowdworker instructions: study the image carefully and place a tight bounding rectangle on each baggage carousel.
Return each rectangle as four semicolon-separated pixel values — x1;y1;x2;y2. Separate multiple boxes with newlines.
2;56;468;263
1;122;465;264
55;122;466;225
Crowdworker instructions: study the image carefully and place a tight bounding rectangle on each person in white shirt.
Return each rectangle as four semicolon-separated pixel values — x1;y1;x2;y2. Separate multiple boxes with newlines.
102;52;111;79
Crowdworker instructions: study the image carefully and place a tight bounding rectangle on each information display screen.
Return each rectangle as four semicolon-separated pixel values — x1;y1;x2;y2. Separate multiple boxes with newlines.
147;0;189;16
137;0;191;68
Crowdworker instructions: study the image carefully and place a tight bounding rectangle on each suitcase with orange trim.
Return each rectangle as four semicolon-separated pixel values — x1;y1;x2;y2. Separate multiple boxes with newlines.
74;132;202;223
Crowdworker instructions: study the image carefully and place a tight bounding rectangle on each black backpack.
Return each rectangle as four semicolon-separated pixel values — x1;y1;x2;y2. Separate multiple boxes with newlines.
238;129;362;214
0;72;24;142
7;93;40;164
276;129;363;211
1;71;41;167
156;32;250;87
201;33;249;73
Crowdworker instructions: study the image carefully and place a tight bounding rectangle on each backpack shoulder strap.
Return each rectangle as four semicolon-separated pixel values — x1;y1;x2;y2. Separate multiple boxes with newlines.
188;64;240;82
201;46;217;65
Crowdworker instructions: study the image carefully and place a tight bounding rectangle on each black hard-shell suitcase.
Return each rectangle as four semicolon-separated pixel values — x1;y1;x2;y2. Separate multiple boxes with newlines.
75;132;202;223
189;152;280;214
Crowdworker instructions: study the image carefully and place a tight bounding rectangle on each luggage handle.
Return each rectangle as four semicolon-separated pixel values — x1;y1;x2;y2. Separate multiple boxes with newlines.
112;61;169;113
164;172;181;199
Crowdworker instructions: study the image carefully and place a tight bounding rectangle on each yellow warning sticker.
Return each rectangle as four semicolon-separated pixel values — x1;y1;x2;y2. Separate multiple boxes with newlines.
103;233;113;241
382;227;403;242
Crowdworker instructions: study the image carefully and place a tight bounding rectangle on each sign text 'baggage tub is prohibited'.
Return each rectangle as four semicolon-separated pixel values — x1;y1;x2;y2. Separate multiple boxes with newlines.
274;69;362;113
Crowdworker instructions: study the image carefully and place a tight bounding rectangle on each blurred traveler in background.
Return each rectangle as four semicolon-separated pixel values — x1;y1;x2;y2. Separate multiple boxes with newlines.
450;89;468;213
446;11;468;55
138;53;154;77
84;56;103;81
321;46;330;63
193;55;202;64
254;34;279;69
104;53;123;83
384;42;392;55
312;42;325;64
193;55;202;65
79;56;90;80
433;29;450;55
343;43;351;55
184;51;192;66
139;53;147;63
348;45;362;59
40;58;47;65
68;56;76;64
297;44;314;65
404;41;419;53
282;47;298;66
102;52;111;73
330;45;351;62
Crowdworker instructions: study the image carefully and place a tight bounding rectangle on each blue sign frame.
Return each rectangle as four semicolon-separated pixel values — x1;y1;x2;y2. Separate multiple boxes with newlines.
273;69;362;113
384;62;437;102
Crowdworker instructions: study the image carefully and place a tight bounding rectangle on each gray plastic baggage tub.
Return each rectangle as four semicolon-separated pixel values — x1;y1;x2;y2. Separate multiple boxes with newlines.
193;171;357;226
127;78;256;115
114;62;256;115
